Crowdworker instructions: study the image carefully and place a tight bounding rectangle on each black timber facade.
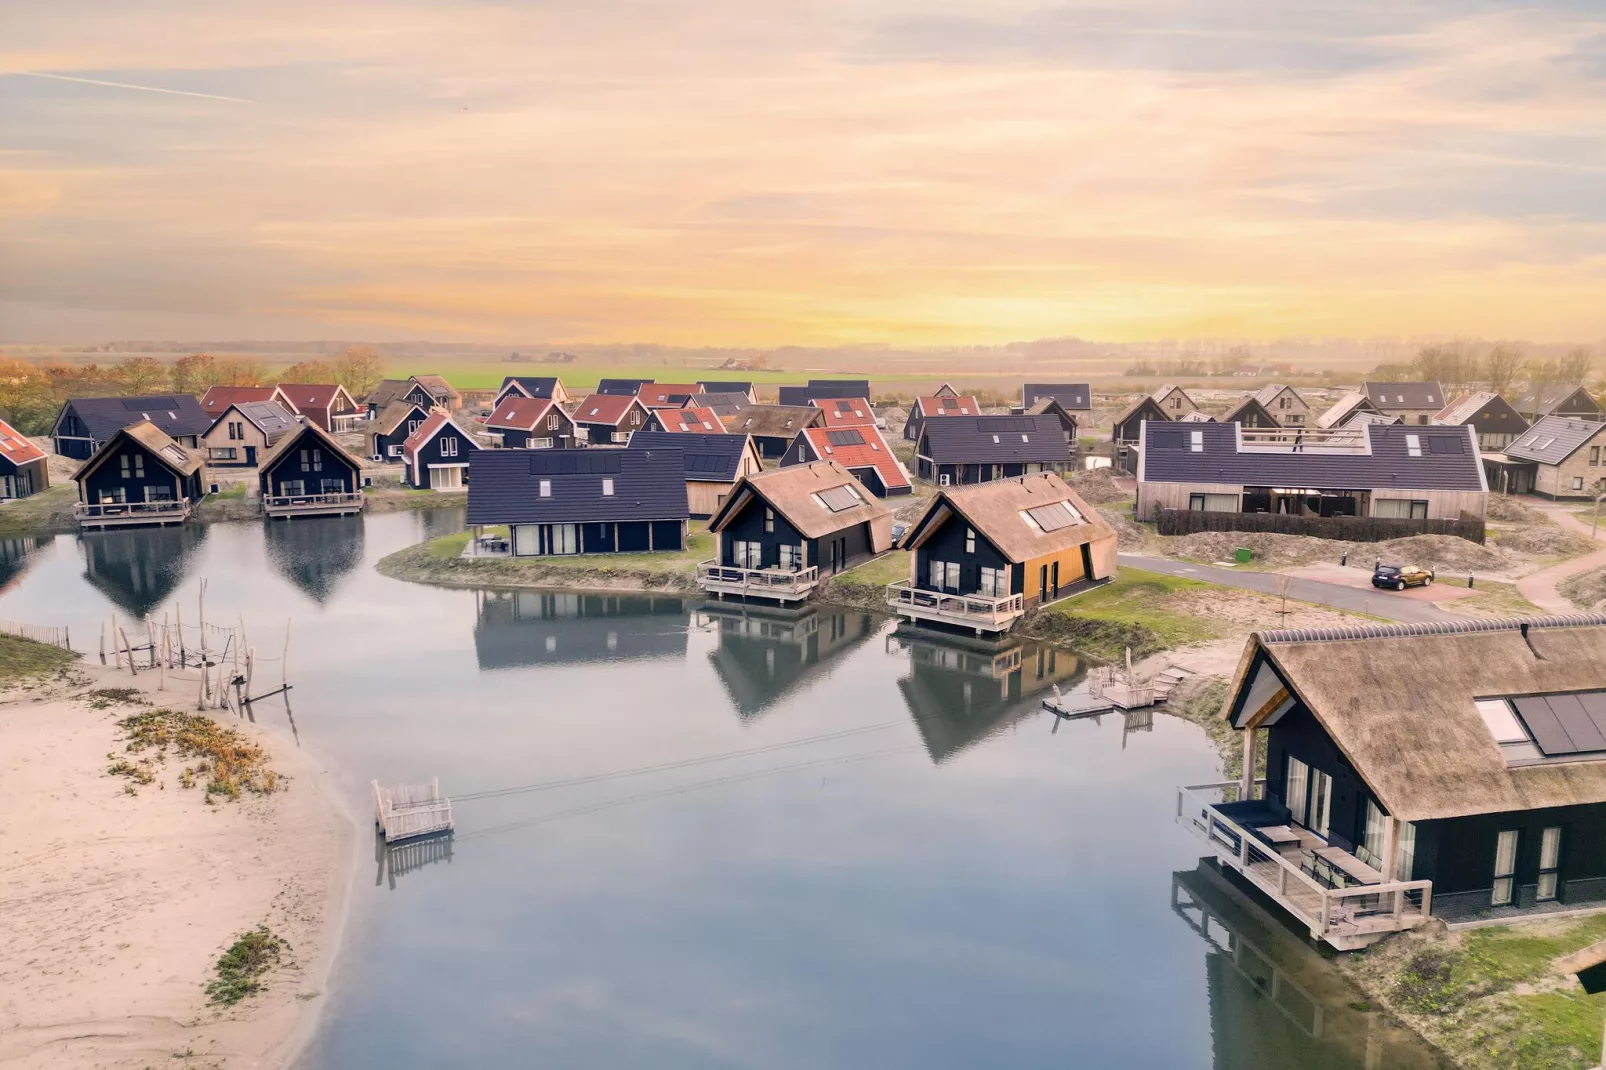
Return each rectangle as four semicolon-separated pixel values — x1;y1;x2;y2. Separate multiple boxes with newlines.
716;490;874;576
76;434;204;507
260;426;362;498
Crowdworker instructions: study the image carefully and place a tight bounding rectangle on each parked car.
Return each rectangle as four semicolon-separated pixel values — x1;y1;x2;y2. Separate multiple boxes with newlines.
890;521;909;547
1372;564;1434;590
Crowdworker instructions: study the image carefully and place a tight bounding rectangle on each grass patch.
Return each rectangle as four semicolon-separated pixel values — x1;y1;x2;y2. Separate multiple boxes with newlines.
831;552;910;589
1440;579;1546;619
0;483;78;536
379;523;715;592
205;926;288;1005
112;709;280;801
1029;569;1222;660
428;531;472;559
210;483;248;500
0;633;77;685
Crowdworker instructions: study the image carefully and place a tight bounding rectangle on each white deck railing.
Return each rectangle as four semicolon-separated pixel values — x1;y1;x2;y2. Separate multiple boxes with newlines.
372;777;454;843
696;560;820;598
262;490;365;514
74;499;191;524
885;580;1025;631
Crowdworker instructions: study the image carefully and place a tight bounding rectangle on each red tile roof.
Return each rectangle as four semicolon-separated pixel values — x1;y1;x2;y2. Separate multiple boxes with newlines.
486;396;557;431
651;407;725;433
916;395;981;417
277;384;355;413
815;397;876;428
572;393;642;426
0;419;46;466
796;425;910;492
200;385;277;418
401;411;453;458
637;384;701;408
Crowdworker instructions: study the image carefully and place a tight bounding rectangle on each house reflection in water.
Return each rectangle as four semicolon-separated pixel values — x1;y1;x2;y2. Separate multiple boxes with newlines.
473;590;689;669
0;535;44;592
78;524;207;619
700;603;878;720
263;515;365;603
891;630;1093;763
1171;862;1450;1070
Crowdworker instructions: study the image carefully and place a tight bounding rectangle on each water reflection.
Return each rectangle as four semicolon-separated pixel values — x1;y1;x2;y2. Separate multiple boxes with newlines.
375;830;454;891
473;589;689;667
78;525;207;619
891;630;1091;762
700;603;878;720
1172;861;1451;1070
0;535;45;592
263;516;365;603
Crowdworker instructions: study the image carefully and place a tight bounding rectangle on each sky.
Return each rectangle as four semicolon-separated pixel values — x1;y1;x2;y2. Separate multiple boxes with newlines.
2;0;1605;346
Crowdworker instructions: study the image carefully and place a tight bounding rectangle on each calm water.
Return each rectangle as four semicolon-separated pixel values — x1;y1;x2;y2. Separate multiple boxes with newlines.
0;511;1446;1070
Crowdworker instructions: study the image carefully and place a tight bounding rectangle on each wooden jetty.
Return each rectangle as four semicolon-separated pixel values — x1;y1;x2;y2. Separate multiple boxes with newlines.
372;777;455;843
1043;658;1193;719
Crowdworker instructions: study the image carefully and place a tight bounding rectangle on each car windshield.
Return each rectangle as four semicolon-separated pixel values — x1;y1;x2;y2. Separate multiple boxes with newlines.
1376;566;1400;575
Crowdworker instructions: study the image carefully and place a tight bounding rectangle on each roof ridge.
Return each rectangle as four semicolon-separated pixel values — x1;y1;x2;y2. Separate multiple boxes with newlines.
1259;613;1606;645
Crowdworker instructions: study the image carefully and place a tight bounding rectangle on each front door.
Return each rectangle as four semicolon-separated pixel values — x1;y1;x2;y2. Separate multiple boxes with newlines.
245;446;257;466
551;523;579;555
1050;561;1060;598
1081;543;1094;582
1039;564;1048;600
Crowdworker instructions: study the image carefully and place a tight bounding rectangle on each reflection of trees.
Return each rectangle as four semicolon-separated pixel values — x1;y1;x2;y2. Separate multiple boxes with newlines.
263;515;365;603
892;632;1086;763
472;590;689;669
702;605;877;720
79;525;207;619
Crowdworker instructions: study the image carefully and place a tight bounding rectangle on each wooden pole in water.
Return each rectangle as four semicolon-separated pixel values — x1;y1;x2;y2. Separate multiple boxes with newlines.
99;622;106;665
175;602;184;667
111;615;120;669
118;627;137;676
282;619;291;690
146;618;157;669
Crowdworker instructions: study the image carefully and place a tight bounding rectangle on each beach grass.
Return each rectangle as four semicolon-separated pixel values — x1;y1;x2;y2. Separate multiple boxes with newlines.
0;634;77;685
206;926;288;1005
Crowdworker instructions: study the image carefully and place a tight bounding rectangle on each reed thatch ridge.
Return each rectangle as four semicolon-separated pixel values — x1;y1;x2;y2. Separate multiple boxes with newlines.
1258;613;1606;645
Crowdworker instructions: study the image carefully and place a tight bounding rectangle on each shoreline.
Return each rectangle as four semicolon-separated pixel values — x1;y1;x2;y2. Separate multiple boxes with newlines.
0;659;354;1070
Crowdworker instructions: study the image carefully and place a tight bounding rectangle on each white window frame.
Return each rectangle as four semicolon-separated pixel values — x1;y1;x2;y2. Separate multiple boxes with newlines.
440;436;458;458
978;566;1008;597
1309;768;1333;836
1284;756;1309;826
602;478;614;496
1538;826;1562;901
1492;830;1519;906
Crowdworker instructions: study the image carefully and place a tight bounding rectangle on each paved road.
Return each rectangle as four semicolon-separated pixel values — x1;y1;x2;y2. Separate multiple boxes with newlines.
1118;553;1448;623
1515;504;1606;614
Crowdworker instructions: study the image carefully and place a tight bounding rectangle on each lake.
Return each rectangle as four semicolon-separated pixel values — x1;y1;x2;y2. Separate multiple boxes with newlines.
0;510;1447;1069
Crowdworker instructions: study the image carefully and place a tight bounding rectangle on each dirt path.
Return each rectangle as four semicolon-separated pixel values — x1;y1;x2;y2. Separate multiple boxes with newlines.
1514;505;1606;613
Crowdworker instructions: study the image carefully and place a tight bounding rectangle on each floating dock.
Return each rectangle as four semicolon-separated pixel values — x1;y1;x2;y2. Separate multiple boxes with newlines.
372;777;455;842
1043;664;1193;719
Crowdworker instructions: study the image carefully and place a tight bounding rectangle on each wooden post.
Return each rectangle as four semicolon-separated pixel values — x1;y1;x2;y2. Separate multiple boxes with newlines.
146;618;157;669
118;627;137;676
1380;818;1401;883
111;615;121;668
282;619;291;690
245;647;255;700
99;622;106;665
1239;729;1258;802
175;602;185;667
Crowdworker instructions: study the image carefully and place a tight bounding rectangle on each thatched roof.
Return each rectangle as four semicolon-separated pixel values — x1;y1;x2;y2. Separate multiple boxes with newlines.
902;472;1117;564
75;419;204;479
1226;615;1606;822
725;404;824;437
709;460;894;547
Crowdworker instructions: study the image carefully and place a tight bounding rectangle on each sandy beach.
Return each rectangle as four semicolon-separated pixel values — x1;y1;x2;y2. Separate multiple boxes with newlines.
0;662;353;1070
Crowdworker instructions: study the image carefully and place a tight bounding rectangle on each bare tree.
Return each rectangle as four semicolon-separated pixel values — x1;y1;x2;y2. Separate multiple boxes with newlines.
1483;343;1525;396
1557;346;1595;387
331;345;384;398
115;356;169;394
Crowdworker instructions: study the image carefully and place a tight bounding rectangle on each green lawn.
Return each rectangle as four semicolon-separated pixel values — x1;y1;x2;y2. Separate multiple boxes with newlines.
1042;569;1222;649
832;551;911;589
0;634;77;685
422;522;712;573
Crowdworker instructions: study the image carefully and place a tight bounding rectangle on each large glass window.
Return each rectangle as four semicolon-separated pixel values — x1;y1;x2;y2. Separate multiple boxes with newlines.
1284;756;1309;826
732;540;761;569
1396;822;1417;881
1539;827;1562;901
1358;799;1388;868
1492;830;1519;906
978;567;1008;597
1309;769;1333;837
778;544;800;571
929;560;960;591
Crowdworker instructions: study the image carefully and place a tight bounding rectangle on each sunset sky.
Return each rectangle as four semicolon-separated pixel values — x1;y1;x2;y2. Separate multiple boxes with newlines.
3;1;1605;345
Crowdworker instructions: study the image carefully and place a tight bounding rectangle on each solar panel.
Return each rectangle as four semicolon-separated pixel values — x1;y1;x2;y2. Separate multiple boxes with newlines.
816;485;864;512
1153;431;1185;449
1428;436;1464;454
1512;692;1606;756
1026;502;1081;532
123;397;177;410
827;429;865;446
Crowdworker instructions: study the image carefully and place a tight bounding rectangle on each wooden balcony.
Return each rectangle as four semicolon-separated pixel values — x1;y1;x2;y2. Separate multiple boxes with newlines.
263;490;365;518
74;499;191;530
696;560;819;603
885;580;1025;635
1176;781;1432;951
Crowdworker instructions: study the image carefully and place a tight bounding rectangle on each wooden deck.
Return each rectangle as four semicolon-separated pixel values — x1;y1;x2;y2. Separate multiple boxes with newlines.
696;561;819;603
373;777;455;843
885;581;1024;634
75;500;192;529
263;490;365;518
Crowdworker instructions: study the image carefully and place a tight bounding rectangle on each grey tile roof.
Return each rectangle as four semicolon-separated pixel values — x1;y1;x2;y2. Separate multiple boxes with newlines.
1513;385;1604;418
466;446;689;525
229;401;299;438
500;376;563;398
776;380;870;406
918;415;1074;464
686;392;749;416
1021;383;1091;410
627;430;753;481
695;380;753;394
1139;420;1485;491
1504;416;1606;465
57;395;211;442
596;378;655;396
1364;380;1444;410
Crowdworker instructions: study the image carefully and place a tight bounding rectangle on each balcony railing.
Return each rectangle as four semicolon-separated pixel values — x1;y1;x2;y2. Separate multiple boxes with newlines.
262;490;365;516
696;560;819;601
884;580;1025;633
1176;781;1432;950
74;499;191;527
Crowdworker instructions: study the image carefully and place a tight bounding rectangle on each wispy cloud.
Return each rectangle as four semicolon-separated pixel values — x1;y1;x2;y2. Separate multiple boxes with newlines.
4;70;256;104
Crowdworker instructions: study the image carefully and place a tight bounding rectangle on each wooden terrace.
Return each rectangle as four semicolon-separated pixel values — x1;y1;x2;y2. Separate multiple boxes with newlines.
74;499;192;530
1176;781;1433;950
696;561;820;603
262;490;366;518
885;580;1025;635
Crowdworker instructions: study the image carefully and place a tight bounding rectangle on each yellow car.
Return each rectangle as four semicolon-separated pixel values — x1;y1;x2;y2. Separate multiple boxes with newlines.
1372;564;1434;590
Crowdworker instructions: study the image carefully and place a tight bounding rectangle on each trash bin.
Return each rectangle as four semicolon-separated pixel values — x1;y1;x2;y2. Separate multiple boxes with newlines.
1234;547;1254;564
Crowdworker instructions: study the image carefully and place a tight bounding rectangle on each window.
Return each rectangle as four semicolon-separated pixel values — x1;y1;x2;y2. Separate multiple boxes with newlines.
1358;799;1388;868
299;448;309;470
1189;493;1205;511
1189;493;1237;512
1492;830;1519;906
311;448;323;472
120;454;130;478
602;478;614;496
778;544;800;570
978;566;1008;596
539;479;552;498
1189;431;1203;452
1374;499;1429;519
548;415;559;431
764;507;774;533
1397;822;1418;881
228;421;243;441
732;540;761;568
1309;768;1333;836
1539;827;1562;901
1475;698;1530;743
1590;446;1601;466
408;420;421;434
531;438;552;449
965;528;975;554
1574;477;1586;492
320;478;345;494
929;560;960;591
1170;396;1182;409
282;479;305;496
1284;757;1309;825
441;436;458;457
551;524;579;555
211;447;237;461
1405;434;1422;457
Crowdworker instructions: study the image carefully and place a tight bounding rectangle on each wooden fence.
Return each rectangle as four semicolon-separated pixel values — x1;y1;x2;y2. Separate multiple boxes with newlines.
1155;509;1485;545
0;620;70;649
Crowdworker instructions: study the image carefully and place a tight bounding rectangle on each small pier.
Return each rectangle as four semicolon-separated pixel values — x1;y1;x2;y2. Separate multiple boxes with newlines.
1042;662;1192;718
372;777;455;843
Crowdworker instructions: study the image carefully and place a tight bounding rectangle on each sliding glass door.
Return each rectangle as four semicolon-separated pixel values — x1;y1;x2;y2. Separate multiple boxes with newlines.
1492;830;1519;906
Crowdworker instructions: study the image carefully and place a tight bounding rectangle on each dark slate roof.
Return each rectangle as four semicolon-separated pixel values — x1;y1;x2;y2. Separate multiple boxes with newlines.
1504;416;1606;465
1363;381;1444;411
1021;383;1092;410
1513;385;1604;418
918;415;1074;464
686;392;749;416
596;378;655;396
627;430;753;481
1139;420;1485;491
499;376;563;398
696;380;753;395
227;400;298;438
466;446;689;524
57;395;210;442
776;379;871;405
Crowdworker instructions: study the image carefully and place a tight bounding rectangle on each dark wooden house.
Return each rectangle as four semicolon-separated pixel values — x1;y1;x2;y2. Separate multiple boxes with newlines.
1018;383;1092;414
777;380;871;406
369;400;433;461
725;404;826;458
628;430;762;518
1363;381;1446;425
366;377;442;417
402;411;481;491
701;460;894;603
52;395;210;460
782;425;912;497
493;376;570;408
1434;392;1530;452
904;394;981;442
915;414;1072;486
0;418;49;500
891;473;1117;634
466;447;689;556
485;396;577;449
276;383;362;432
1514;384;1605;422
72;420;206;529
1020;396;1078;443
571;393;650;445
1219;396;1279;430
595;377;655;396
1186;615;1606;948
258;422;366;517
1110;395;1169;474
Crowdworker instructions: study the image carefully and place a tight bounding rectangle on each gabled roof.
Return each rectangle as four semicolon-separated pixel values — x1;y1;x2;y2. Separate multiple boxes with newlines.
56;395;211;442
1314;391;1378;429
373;399;433;436
1434;392;1529;434
1111;395;1169;429
685;392;749;417
815;397;876;428
637;383;701;408
75;419;204;481
1023;396;1077;425
596;377;654;396
1514;384;1604;418
1224;616;1606;821
727;404;825;437
1219;396;1276;426
790;425;910;492
466;446;689;524
1435;391;1500;426
1250;383;1303;408
571;393;647;427
1022;383;1092;410
1139;421;1485;491
1363;380;1444;411
276;383;356;414
1175;411;1215;423
0;419;46;466
200;385;279;419
628;430;758;482
215;400;298;438
486;396;561;432
914;395;981;418
776;380;871;406
1504;415;1606;466
498;376;564;399
709;460;894;546
647;406;725;433
902;472;1115;564
256;420;362;474
410;374;460;403
402;410;479;459
1152;384;1194;405
917;415;1073;464
695;380;753;395
365;379;426;408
